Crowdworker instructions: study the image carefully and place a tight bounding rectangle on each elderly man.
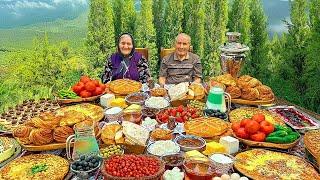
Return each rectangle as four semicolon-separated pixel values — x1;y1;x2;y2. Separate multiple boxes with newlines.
159;33;202;86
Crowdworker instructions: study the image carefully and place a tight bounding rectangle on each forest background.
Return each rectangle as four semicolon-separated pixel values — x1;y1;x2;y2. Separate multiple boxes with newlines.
0;0;319;114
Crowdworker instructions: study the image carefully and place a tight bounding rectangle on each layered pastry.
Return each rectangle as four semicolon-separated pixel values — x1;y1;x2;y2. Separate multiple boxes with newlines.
59;110;86;126
150;128;173;141
53;126;74;143
213;74;237;86
0;137;15;163
150;88;167;97
29;128;54;145
184;117;229;138
31;113;60;129
109;79;142;95
101;124;123;144
304;130;320;166
237;75;262;88
188;83;205;99
241;87;260;101
256;85;274;100
226;86;241;99
168;82;189;101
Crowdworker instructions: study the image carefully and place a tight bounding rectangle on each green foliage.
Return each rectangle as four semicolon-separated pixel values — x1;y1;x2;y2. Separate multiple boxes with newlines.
162;0;184;48
152;0;165;52
136;0;159;79
247;0;270;82
86;0;115;78
203;0;228;78
113;0;124;42
183;0;205;58
121;0;137;36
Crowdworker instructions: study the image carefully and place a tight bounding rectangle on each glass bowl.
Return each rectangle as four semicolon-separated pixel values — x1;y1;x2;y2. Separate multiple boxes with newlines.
125;92;149;105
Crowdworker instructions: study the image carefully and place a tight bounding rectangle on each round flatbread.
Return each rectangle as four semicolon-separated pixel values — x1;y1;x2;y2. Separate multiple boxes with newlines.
229;107;285;125
109;79;142;95
234;149;320;180
0;154;69;180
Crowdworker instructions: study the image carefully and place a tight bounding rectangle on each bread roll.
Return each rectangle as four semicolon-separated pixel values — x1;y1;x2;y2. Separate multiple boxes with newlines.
237;75;262;88
53;126;74;143
226;86;241;99
214;74;237;86
13;125;33;138
29;128;54;145
241;88;259;100
256;85;274;100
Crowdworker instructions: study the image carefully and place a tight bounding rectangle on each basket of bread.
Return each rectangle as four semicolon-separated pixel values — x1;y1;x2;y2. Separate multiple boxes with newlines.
212;74;275;105
100;121;149;154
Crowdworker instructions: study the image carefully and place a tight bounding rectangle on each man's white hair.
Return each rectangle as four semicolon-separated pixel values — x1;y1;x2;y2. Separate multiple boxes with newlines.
175;33;191;44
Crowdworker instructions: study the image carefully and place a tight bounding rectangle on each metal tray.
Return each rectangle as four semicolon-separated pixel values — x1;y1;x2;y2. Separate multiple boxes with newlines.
267;105;320;131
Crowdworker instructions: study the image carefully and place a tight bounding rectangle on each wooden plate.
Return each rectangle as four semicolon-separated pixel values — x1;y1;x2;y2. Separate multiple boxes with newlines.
56;90;107;104
17;140;72;151
231;98;275;105
233;132;301;149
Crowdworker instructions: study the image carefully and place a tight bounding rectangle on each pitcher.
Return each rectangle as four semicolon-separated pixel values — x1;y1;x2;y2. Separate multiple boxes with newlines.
66;122;100;160
206;86;231;113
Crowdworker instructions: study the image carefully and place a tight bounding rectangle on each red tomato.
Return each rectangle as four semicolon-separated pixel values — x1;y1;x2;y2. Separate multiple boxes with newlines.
177;105;184;113
79;90;92;98
85;81;96;92
94;87;104;95
231;122;241;132
260;123;275;135
245;120;261;134
236;127;249;139
99;83;106;91
240;118;251;127
250;132;266;142
92;79;100;86
80;75;91;83
176;117;183;123
260;120;271;126
72;85;82;94
252;113;265;123
191;114;198;119
170;109;177;116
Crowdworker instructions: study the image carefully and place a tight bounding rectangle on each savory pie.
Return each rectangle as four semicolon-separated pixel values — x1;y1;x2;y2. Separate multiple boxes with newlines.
55;103;104;122
234;149;320;180
109;79;142;95
0;137;15;163
213;74;237;86
184;117;229;138
304;129;320;165
0;154;69;180
229;107;285;125
188;83;205;99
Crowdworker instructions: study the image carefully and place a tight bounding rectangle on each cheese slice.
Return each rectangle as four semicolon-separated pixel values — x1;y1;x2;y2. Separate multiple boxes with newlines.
219;136;239;154
202;141;226;155
100;94;115;108
185;150;209;161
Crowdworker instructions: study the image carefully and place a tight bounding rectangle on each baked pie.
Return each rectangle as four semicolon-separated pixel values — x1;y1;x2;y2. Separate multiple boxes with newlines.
150;88;167;97
213;74;237;86
234;149;320;180
109;79;142;95
184;117;229;138
304;130;320;166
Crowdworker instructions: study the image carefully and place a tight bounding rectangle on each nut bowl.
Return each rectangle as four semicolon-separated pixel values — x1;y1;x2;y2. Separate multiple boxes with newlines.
174;135;206;152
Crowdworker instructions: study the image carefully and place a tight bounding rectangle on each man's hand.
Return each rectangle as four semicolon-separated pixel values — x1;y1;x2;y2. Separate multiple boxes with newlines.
193;77;201;84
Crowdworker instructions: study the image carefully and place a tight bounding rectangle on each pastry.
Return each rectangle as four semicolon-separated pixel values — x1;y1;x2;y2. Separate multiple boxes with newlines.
184;117;229;138
237;75;262;88
213;74;237;86
53;126;74;143
101;124;122;144
122;121;149;145
226;85;241;98
188;83;205;99
109;79;142;95
0;137;15;163
55;103;104;122
304;130;320;166
59;110;86;126
241;87;259;100
234;149;320;180
31;112;60;129
150;128;173;141
0;154;69;180
150;88;167;97
29;128;54;145
255;85;274;100
13;125;33;138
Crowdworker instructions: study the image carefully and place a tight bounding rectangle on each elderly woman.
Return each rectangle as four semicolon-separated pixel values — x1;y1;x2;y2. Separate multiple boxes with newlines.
101;33;150;83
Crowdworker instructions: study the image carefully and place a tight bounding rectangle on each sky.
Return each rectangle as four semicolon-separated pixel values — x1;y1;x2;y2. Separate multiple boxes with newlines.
0;0;291;35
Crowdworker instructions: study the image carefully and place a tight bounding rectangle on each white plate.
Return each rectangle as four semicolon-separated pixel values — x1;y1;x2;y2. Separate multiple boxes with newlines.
159;123;185;134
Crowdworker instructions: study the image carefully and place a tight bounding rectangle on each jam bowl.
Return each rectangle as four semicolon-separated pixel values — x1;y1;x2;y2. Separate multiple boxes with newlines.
183;157;216;180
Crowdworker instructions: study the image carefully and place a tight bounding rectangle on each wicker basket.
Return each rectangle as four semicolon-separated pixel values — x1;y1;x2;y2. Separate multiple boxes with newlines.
101;155;165;180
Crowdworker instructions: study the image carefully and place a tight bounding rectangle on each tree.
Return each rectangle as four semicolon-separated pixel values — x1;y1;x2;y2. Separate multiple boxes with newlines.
86;0;115;77
152;0;165;52
303;0;320;113
203;0;228;78
228;0;251;45
162;0;184;48
136;0;159;79
112;0;123;42
247;0;270;81
121;0;136;36
183;0;205;58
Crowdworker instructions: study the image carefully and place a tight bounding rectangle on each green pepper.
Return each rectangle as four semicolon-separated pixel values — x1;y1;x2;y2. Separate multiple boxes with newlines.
288;132;300;139
266;136;286;143
283;135;298;143
268;130;288;137
275;125;293;133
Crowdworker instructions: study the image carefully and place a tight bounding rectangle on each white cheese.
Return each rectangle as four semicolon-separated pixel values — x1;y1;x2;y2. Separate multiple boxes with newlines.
100;94;115;108
163;167;184;180
219;136;239;154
